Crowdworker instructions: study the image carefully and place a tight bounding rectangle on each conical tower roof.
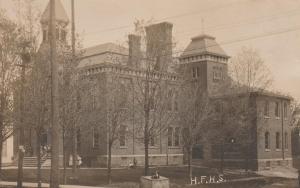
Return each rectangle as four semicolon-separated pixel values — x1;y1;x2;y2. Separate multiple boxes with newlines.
40;0;69;24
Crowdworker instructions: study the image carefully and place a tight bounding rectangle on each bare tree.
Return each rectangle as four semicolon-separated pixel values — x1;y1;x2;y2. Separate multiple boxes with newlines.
210;47;274;172
58;33;84;183
17;2;44;186
24;47;51;188
105;75;130;184
0;11;24;179
177;64;214;178
229;46;273;92
132;20;177;176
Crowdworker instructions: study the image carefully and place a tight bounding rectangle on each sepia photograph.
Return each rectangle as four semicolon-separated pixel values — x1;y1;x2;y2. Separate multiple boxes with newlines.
0;0;300;187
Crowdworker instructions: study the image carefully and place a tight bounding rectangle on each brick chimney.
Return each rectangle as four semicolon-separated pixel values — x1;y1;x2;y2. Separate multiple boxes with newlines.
128;34;142;68
145;22;173;71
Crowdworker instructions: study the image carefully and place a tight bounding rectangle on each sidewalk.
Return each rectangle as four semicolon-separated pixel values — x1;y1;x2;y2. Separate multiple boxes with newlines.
256;166;298;179
0;181;108;188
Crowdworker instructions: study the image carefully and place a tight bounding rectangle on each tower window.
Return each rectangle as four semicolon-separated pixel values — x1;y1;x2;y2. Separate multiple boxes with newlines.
56;28;60;40
61;30;66;41
192;67;200;78
213;66;222;82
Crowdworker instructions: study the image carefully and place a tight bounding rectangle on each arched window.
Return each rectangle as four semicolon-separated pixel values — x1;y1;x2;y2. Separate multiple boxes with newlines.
119;126;127;147
285;132;288;149
168;127;173;147
77;128;81;149
93;128;99;148
265;131;270;150
174;127;180;146
276;132;280;149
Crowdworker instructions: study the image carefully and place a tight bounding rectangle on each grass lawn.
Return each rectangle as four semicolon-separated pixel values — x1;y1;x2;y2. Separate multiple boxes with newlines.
0;166;277;188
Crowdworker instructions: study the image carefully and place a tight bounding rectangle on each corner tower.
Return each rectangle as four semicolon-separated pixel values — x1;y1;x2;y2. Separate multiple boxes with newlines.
40;0;69;43
179;34;230;95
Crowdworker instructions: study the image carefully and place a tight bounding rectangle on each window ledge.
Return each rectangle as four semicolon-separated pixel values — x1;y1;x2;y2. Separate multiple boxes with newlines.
275;117;280;120
275;149;281;152
168;146;181;149
264;116;270;119
265;149;271;152
149;146;159;149
119;146;128;149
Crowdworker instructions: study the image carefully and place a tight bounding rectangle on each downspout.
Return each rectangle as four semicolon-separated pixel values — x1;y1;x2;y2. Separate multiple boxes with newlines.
132;82;135;156
281;100;285;160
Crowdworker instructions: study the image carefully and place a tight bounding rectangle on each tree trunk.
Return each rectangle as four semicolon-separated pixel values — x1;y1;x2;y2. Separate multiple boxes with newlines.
144;111;150;176
107;142;112;184
298;169;300;188
0;137;3;180
220;143;224;173
72;126;77;177
244;145;249;173
62;130;66;185
36;131;42;188
144;103;150;176
188;147;193;178
0;125;4;180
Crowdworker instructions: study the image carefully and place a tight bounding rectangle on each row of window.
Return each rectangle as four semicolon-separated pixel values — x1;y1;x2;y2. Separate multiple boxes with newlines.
264;131;288;150
83;84;179;112
264;101;288;118
90;126;182;148
191;66;224;82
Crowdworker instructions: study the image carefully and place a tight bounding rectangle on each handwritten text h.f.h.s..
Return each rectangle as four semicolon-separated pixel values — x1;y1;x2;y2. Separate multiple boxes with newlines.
190;175;225;184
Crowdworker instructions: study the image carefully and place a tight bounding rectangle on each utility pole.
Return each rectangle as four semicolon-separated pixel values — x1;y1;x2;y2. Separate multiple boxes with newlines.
49;0;60;187
71;0;78;177
16;41;30;188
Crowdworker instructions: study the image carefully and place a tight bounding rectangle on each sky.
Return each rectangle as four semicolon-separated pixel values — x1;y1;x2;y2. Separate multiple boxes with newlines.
1;0;300;101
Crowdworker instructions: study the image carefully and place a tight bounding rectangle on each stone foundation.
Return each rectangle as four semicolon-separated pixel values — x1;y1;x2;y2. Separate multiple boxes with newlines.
257;158;292;170
93;154;183;168
193;158;292;171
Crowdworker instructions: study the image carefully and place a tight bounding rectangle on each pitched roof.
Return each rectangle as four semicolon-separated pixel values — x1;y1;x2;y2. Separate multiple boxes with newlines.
40;0;69;23
82;42;128;57
78;43;129;68
180;34;229;58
